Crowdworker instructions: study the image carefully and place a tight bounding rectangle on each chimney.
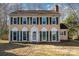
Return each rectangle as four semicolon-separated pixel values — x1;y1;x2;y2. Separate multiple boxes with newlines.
56;5;59;12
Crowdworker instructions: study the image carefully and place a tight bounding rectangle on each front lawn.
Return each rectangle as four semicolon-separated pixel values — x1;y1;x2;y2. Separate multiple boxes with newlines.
0;39;79;56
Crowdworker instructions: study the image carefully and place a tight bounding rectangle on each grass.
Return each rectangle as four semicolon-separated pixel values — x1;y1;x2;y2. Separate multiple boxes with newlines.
0;39;79;56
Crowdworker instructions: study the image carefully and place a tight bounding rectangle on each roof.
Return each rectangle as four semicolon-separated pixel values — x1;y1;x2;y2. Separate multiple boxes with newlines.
9;10;60;16
60;23;68;29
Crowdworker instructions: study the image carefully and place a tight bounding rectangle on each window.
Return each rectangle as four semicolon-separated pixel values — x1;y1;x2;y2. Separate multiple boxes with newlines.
17;31;19;41
51;30;58;41
43;31;46;40
33;32;36;40
42;16;47;25
10;31;12;41
33;17;37;24
30;17;32;24
17;17;19;24
14;18;17;24
27;31;29;41
13;31;17;40
22;17;27;24
56;17;58;24
41;31;47;41
51;17;56;24
23;31;26;40
27;17;29;24
64;31;66;35
60;31;66;35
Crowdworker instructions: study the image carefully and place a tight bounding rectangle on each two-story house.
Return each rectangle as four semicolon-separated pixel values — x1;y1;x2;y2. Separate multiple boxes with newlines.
8;5;68;42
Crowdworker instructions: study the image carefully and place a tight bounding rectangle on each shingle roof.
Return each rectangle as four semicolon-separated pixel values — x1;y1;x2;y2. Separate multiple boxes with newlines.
9;10;60;16
60;23;68;29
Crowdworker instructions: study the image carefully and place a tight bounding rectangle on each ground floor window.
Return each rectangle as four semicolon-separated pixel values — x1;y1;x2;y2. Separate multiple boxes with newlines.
10;31;59;42
33;31;37;40
23;31;27;40
10;31;29;41
39;31;47;41
51;31;59;41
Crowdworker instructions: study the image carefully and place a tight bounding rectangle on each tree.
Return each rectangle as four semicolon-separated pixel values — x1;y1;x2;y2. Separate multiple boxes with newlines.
63;10;79;40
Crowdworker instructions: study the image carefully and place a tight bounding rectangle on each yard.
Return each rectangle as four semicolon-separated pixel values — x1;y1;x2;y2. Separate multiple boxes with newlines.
0;40;79;56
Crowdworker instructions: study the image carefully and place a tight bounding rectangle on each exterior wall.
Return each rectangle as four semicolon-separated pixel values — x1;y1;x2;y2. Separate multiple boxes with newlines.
9;15;60;31
60;29;68;40
8;15;62;42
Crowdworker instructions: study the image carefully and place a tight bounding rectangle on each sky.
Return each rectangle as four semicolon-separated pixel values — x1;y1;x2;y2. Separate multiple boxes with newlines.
7;3;79;21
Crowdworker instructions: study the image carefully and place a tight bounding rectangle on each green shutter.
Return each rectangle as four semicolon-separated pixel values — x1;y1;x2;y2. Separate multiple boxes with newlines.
18;17;19;24
27;31;29;41
10;31;12;41
40;17;42;24
20;31;22;41
27;17;29;24
50;31;51;41
30;17;32;24
47;17;48;24
21;17;22;24
47;31;48;41
50;17;51;24
57;31;58;41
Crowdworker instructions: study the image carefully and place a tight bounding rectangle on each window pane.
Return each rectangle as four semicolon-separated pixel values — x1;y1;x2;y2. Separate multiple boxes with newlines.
27;17;29;24
17;31;19;41
42;16;47;24
51;18;56;24
64;31;66;35
43;32;46;40
23;31;26;40
10;31;12;41
27;31;29;41
56;17;58;24
13;31;16;40
33;17;37;24
14;18;17;24
33;32;36;40
23;18;26;24
30;17;32;24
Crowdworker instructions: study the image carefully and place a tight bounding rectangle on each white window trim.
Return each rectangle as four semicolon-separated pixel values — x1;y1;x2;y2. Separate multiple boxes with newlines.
12;31;17;42
42;16;47;25
32;16;37;25
41;31;47;42
52;17;57;24
22;17;27;24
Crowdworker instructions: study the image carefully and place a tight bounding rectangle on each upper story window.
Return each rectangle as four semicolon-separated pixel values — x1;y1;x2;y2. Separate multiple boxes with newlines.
22;17;27;24
51;17;58;24
42;16;47;25
14;18;17;24
51;17;56;24
33;17;37;25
